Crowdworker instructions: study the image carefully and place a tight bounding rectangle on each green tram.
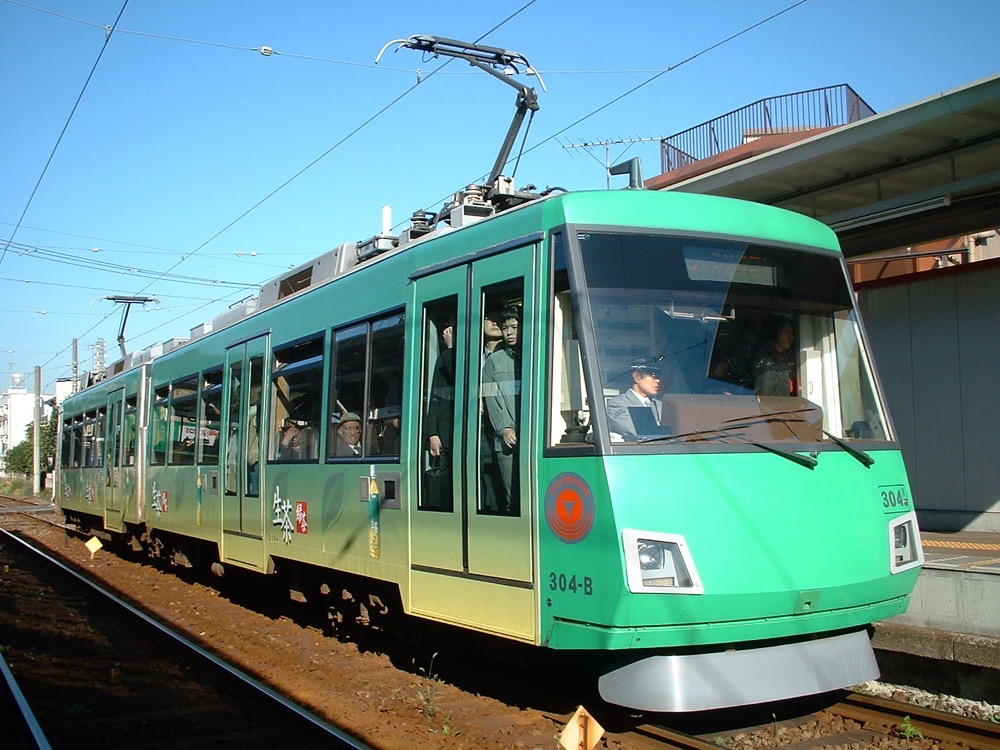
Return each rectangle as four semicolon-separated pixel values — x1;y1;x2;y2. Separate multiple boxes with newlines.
57;187;923;711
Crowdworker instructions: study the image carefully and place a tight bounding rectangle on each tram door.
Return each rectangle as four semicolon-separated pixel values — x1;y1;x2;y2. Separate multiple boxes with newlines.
222;335;268;568
103;387;124;531
412;244;536;593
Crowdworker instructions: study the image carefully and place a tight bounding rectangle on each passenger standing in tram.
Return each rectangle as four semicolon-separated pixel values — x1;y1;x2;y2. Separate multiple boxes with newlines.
426;318;455;460
482;305;521;514
753;315;797;396
246;383;261;495
479;309;505;512
425;318;455;508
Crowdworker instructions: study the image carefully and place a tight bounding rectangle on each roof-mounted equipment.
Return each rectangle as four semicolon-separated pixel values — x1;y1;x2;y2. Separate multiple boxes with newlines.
105;295;159;359
376;34;546;210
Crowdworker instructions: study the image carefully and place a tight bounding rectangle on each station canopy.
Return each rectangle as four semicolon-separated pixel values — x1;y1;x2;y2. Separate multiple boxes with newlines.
647;74;1000;258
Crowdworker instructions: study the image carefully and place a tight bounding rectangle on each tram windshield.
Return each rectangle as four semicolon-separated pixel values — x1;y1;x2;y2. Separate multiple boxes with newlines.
574;232;890;449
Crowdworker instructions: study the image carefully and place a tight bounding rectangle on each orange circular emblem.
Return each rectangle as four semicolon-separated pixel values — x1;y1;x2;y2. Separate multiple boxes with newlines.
544;472;595;544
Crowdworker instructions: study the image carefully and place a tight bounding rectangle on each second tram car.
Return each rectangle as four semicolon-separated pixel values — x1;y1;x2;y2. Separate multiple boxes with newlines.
57;186;923;711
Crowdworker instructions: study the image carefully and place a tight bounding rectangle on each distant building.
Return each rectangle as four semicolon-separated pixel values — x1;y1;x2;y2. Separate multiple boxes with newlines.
0;373;55;473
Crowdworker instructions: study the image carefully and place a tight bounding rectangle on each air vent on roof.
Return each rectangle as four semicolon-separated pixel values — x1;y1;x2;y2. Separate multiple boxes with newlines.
212;297;258;331
258;248;342;312
161;338;188;354
190;322;213;340
141;342;163;363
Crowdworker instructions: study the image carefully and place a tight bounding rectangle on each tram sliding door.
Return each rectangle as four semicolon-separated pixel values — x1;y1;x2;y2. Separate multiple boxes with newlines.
103;387;124;531
410;244;536;638
222;334;268;569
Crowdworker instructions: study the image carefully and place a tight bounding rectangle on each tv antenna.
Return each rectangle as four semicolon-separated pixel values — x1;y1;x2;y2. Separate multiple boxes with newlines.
563;136;660;188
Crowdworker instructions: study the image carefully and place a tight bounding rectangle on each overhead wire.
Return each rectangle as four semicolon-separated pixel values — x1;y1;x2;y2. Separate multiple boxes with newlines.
0;0;130;268
0;274;241;303
132;0;541;284
120;0;542;353
32;0;539;384
7;0;792;79
4;241;258;289
19;0;807;388
501;0;815;173
412;0;813;221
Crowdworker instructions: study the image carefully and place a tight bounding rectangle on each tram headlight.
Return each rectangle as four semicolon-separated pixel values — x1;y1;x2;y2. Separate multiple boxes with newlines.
637;540;664;571
888;511;923;574
893;525;908;548
622;530;703;594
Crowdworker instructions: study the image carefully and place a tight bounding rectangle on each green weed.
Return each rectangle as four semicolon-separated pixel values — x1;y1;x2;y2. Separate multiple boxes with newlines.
895;715;924;740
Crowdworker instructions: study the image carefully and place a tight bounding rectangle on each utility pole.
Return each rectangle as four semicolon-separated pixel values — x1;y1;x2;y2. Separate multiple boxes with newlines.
563;136;661;188
33;366;41;496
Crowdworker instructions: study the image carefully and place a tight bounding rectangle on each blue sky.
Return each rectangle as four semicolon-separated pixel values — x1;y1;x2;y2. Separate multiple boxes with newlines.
2;0;997;394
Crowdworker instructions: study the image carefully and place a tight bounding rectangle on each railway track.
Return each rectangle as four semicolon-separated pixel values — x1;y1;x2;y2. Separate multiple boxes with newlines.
830;691;1000;749
2;495;998;749
0;522;370;750
582;690;1000;749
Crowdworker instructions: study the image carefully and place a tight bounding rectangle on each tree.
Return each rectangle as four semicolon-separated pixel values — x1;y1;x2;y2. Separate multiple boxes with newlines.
3;406;59;476
4;439;33;476
40;405;59;470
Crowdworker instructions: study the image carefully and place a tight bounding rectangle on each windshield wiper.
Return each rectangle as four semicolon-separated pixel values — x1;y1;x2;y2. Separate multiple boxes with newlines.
639;403;875;469
640;407;817;445
817;427;874;467
755;412;875;468
721;407;819;425
640;423;818;470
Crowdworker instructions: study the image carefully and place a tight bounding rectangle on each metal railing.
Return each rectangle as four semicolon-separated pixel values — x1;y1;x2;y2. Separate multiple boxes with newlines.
661;84;875;173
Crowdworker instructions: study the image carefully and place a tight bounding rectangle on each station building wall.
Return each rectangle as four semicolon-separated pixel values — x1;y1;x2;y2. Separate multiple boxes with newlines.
857;258;1000;532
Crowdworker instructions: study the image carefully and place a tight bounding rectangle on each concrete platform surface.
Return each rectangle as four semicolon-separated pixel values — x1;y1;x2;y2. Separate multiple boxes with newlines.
875;529;1000;674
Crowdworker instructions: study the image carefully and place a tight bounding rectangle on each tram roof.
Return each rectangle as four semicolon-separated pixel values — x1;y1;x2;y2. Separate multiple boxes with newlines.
646;73;1000;258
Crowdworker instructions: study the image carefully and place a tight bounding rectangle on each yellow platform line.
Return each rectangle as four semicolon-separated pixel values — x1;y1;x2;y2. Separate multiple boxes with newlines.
922;539;1000;551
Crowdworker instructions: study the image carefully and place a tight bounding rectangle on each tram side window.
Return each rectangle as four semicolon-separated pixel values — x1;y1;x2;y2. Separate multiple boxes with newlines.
106;399;121;469
327;312;405;460
94;408;106;468
82;416;93;468
123;396;138;466
199;370;223;465
150;385;170;465
548;238;593;448
83;410;101;468
270;337;323;462
61;418;74;468
369;314;404;457
168;375;199;465
479;282;523;516
329;323;366;458
419;299;457;512
72;416;84;468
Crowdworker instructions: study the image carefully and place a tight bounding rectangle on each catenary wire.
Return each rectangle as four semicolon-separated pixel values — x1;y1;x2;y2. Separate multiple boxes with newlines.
0;0;130;268
39;0;800;385
34;0;539;384
18;0;807;389
410;0;812;223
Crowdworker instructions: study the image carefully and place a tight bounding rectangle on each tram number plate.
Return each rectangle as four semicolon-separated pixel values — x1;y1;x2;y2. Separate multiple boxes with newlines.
878;484;910;512
548;572;593;596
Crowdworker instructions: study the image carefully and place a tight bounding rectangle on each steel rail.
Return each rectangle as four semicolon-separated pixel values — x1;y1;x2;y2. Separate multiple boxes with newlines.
836;691;1000;750
0;653;51;750
0;526;372;750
